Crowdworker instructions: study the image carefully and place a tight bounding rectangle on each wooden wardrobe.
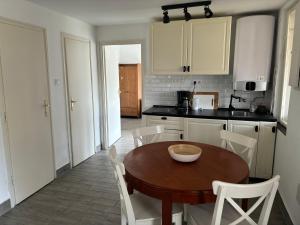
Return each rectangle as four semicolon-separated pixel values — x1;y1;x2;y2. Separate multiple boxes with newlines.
119;64;142;117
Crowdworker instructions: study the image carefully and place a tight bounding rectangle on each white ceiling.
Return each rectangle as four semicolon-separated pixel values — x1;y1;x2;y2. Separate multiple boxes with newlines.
25;0;288;26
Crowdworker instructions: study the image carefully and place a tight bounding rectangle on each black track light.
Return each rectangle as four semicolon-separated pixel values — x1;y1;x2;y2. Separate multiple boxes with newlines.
163;10;170;23
184;8;192;21
204;5;213;18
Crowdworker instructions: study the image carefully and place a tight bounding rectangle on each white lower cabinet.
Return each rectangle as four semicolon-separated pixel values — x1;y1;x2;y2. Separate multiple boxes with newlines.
184;118;227;147
228;120;260;177
146;115;184;141
146;115;276;179
256;122;277;179
228;120;276;179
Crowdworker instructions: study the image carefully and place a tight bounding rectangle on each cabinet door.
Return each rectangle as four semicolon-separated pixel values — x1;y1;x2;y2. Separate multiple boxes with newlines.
228;120;259;177
289;2;300;87
256;122;277;179
146;116;184;142
151;21;187;74
187;17;231;75
184;118;227;146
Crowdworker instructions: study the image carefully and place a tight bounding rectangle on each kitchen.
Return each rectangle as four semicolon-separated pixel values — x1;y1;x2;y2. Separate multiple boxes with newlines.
0;0;299;225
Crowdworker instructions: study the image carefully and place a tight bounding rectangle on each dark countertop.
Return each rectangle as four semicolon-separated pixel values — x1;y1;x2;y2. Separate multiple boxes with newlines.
143;105;277;122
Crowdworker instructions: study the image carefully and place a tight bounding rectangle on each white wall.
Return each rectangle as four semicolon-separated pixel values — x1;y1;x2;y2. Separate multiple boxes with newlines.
0;124;9;204
119;44;141;64
0;0;99;204
273;1;300;224
274;89;300;224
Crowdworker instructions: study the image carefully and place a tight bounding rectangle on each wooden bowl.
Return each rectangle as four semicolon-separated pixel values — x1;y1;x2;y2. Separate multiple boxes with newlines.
168;144;202;162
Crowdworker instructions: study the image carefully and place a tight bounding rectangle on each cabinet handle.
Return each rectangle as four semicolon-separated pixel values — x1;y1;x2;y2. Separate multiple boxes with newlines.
180;134;183;140
272;126;276;133
183;66;186;72
187;66;190;72
255;126;259;132
223;124;226;130
161;117;167;120
298;67;300;87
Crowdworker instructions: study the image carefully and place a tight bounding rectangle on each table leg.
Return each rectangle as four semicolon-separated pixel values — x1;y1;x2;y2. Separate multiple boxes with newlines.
162;198;172;225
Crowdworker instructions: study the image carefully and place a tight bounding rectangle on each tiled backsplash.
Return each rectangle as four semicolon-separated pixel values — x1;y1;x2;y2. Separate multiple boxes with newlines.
143;75;272;110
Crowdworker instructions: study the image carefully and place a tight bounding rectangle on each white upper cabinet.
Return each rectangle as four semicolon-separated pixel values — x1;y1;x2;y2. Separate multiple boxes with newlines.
289;2;300;87
151;21;186;74
151;17;232;75
187;17;232;75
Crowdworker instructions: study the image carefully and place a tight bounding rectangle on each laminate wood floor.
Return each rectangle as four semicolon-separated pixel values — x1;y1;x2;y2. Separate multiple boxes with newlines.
0;118;294;225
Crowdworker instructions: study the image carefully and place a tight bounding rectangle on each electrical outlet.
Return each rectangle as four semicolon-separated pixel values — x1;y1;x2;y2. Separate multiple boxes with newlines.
297;184;300;205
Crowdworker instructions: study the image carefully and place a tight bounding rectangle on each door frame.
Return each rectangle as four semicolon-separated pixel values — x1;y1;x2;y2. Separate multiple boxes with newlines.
0;17;56;207
61;33;96;168
98;40;145;149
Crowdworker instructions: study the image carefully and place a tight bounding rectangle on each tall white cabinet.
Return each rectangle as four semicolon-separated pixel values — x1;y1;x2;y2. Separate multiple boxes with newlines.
151;17;232;75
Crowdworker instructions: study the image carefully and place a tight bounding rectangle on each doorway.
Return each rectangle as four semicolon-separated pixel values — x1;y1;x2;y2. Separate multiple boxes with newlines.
63;34;95;167
100;43;143;149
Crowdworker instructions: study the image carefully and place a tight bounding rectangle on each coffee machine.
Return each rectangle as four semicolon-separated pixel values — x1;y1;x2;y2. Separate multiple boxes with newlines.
177;91;192;109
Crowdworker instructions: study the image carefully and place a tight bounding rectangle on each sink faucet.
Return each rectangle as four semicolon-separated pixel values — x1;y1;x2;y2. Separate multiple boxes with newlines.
229;94;246;111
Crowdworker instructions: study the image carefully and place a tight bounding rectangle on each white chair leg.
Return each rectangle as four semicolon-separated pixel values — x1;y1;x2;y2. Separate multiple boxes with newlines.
173;213;183;225
183;204;188;222
121;211;127;225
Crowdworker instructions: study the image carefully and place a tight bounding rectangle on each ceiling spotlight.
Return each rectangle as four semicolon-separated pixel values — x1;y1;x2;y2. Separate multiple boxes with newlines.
184;8;192;21
204;5;213;18
163;10;170;23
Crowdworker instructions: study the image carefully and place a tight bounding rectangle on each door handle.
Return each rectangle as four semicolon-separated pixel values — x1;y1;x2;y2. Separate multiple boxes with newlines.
70;99;78;111
42;100;50;117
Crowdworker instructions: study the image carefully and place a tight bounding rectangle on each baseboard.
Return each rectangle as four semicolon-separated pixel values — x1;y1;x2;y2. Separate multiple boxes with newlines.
96;145;101;152
0;199;11;216
56;163;71;178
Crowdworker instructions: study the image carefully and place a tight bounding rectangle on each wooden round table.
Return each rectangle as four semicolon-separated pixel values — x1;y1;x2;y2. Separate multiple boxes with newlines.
124;141;249;225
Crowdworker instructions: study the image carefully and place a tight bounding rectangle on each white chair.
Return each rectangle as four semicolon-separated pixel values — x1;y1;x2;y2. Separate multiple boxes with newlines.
187;175;280;225
113;163;183;225
132;125;165;148
220;130;257;169
108;145;125;175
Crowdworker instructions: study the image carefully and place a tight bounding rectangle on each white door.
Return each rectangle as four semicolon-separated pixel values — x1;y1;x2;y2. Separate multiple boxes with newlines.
187;17;231;75
0;22;54;204
103;46;121;146
228;120;259;177
151;21;187;74
64;36;95;166
256;122;277;179
184;118;227;147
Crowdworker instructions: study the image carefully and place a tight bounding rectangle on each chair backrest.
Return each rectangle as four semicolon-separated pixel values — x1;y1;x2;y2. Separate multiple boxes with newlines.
132;125;165;148
220;130;257;169
211;175;280;225
113;163;136;225
108;145;125;174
